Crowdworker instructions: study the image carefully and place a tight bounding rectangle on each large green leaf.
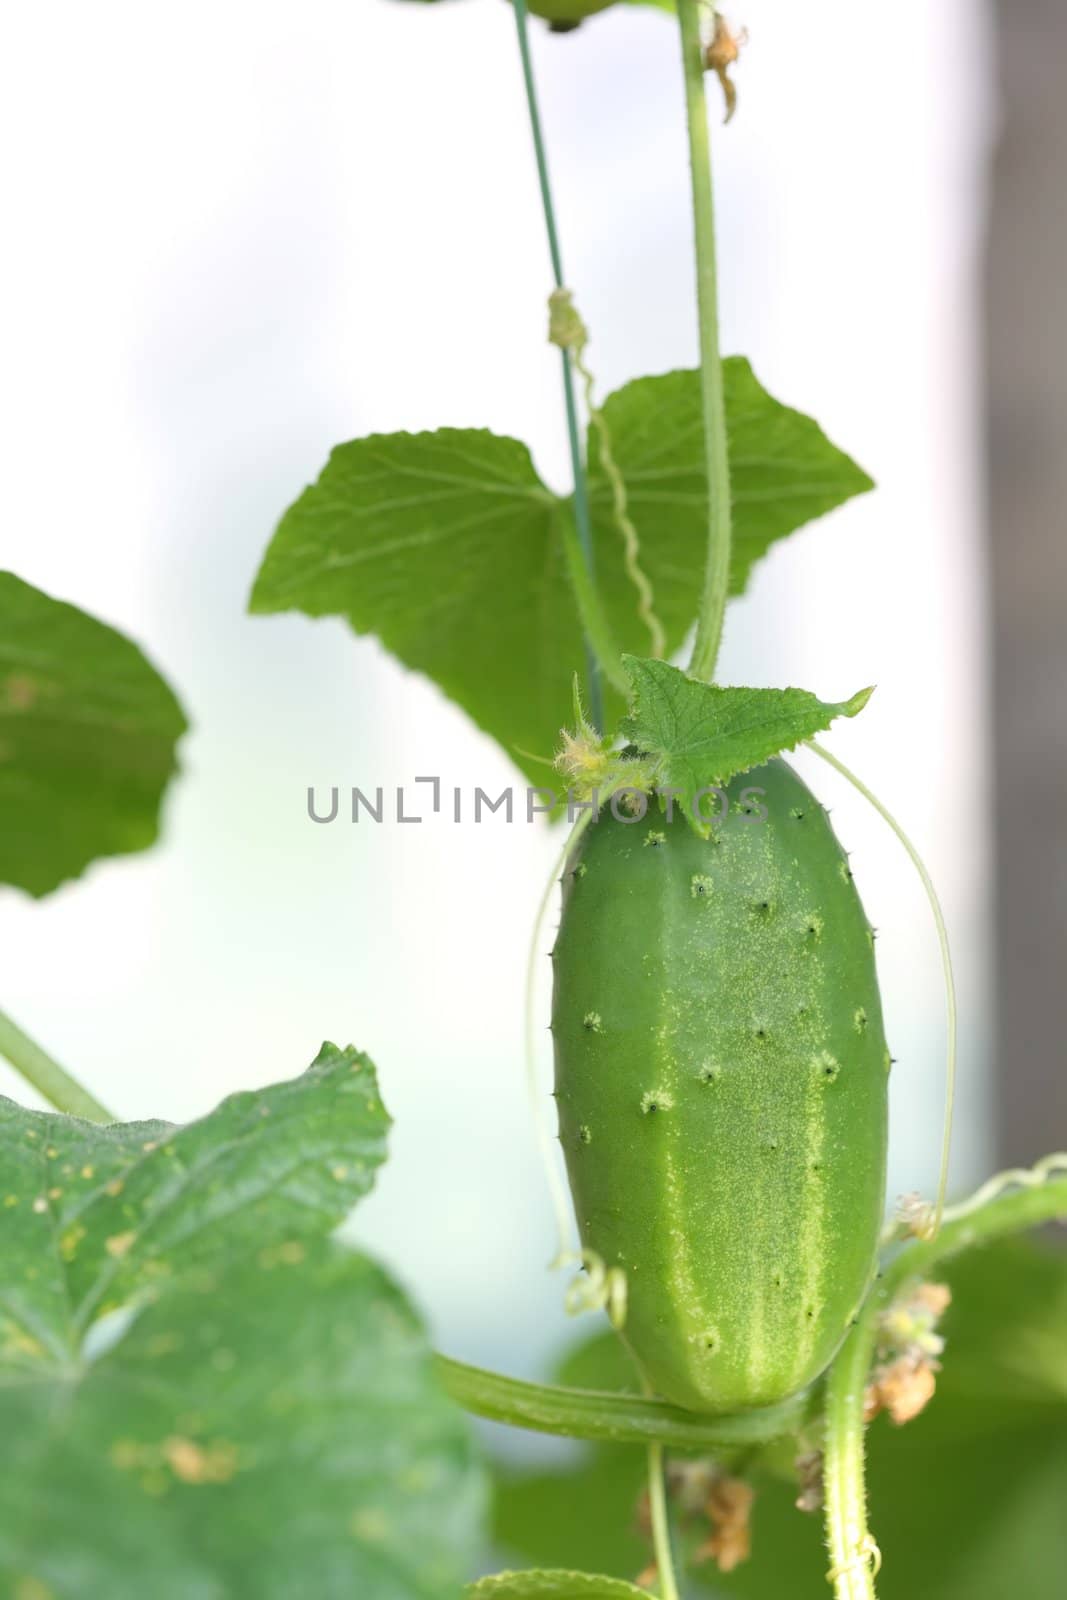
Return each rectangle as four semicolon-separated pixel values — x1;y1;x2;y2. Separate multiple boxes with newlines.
0;1041;389;1351
587;362;872;611
492;1242;1067;1598
249;364;870;784
249;429;582;785
0;1045;487;1598
620;656;871;833
2;1241;484;1600
0;571;188;897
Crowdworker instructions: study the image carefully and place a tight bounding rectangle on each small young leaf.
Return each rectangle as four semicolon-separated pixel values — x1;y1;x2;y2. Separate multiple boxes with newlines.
0;572;188;897
621;656;872;833
469;1573;649;1599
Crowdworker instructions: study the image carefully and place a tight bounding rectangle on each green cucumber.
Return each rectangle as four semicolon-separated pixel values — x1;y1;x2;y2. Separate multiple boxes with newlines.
551;757;889;1413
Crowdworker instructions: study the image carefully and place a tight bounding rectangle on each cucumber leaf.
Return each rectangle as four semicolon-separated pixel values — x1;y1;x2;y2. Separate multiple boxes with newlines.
0;572;188;897
1;1242;484;1600
249;429;585;786
587;361;873;610
249;364;871;785
620;655;872;833
0;1042;389;1347
469;1574;649;1598
0;1045;486;1598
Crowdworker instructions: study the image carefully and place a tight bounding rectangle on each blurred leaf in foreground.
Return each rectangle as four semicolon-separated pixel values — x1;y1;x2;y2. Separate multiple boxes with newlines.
0;571;188;897
0;1045;486;1599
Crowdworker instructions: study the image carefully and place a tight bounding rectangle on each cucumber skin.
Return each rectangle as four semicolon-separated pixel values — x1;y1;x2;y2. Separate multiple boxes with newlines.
551;759;889;1413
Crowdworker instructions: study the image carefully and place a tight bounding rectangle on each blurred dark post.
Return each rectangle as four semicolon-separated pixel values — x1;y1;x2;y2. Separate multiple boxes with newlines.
988;2;1067;1160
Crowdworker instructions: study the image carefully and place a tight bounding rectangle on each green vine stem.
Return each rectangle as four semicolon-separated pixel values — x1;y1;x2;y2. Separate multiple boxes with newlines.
679;1;733;683
435;1353;807;1452
512;0;605;729
0;1007;113;1123
556;506;630;695
823;1161;1067;1600
646;1439;681;1600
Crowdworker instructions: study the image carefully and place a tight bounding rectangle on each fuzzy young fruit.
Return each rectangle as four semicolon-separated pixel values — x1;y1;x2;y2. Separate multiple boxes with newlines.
551;758;889;1413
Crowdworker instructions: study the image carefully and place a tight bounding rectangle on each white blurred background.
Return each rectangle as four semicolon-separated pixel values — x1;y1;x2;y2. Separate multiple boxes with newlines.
0;0;992;1381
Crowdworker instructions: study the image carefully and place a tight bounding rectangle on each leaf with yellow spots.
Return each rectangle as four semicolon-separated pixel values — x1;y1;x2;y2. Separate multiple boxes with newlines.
0;1041;390;1365
0;1046;485;1595
0;1243;485;1597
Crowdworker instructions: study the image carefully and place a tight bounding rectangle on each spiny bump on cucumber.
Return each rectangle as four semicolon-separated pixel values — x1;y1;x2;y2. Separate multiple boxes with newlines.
813;1050;841;1083
552;757;889;1414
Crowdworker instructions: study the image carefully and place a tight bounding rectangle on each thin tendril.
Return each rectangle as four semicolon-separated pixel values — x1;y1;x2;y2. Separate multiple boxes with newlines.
806;739;956;1236
940;1151;1067;1227
571;345;666;658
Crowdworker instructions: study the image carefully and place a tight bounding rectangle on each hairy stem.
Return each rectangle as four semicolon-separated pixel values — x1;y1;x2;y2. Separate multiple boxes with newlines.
823;1161;1067;1600
823;1345;878;1600
0;1007;113;1123
512;0;604;727
435;1354;807;1452
679;1;733;682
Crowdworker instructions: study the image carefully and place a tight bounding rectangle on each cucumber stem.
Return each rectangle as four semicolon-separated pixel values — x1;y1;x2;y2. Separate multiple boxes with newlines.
824;1160;1067;1600
512;0;605;728
0;1007;113;1122
646;1440;680;1600
679;1;733;683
